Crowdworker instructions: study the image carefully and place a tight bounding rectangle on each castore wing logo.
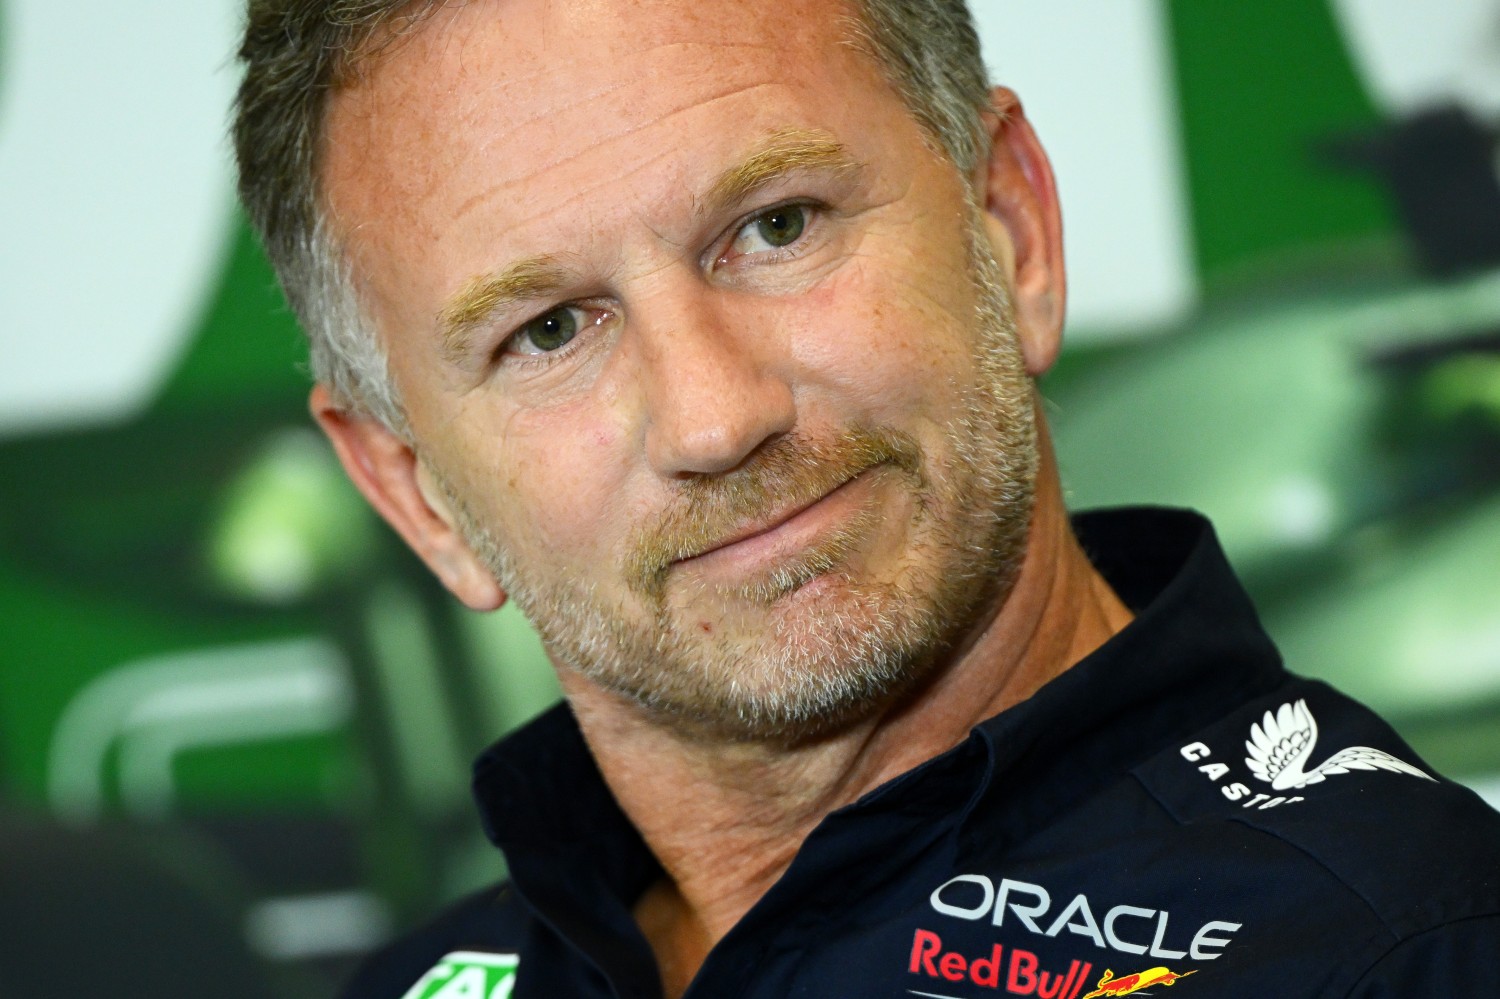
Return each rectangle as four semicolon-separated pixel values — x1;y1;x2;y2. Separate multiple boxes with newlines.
1244;699;1432;791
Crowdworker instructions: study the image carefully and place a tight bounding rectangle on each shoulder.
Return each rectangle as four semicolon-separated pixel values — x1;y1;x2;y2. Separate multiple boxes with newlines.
1344;913;1500;997
1132;676;1500;940
339;882;529;999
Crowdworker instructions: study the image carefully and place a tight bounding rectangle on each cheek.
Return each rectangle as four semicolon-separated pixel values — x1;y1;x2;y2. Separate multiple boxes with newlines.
488;400;633;553
782;258;978;423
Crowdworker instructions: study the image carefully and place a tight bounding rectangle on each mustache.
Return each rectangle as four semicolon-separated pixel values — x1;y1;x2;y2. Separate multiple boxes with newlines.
625;426;923;597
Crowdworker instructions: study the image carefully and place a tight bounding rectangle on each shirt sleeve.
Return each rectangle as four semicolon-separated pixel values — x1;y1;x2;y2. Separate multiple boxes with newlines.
1345;915;1500;998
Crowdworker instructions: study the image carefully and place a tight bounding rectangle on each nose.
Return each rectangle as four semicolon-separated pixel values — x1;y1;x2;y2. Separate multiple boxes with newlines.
630;283;797;478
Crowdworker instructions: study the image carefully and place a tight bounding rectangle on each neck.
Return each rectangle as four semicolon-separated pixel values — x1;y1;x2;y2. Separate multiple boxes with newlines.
559;441;1131;998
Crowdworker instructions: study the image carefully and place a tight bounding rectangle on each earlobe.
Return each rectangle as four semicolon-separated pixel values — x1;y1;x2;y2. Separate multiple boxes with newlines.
976;87;1067;377
309;385;507;611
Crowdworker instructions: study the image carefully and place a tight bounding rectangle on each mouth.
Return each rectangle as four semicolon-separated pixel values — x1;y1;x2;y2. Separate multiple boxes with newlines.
670;466;883;578
625;426;924;598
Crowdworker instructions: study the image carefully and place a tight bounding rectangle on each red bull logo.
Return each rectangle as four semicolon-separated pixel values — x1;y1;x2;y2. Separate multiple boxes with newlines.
909;929;1094;997
1080;966;1196;998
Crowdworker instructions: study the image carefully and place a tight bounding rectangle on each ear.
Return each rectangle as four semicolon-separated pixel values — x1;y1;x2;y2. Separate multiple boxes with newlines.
974;87;1067;376
310;384;507;611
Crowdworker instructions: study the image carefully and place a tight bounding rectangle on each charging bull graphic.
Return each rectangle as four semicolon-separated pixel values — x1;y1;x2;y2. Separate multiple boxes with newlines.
1081;966;1195;998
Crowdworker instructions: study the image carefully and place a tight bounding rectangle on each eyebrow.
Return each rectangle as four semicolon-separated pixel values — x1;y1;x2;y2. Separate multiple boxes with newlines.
702;128;860;216
438;255;570;363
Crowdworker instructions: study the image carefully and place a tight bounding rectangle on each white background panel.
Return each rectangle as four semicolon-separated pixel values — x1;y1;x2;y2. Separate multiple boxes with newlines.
0;0;239;433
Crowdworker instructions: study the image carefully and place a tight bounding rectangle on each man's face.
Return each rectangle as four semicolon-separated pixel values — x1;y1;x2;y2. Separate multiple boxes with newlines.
321;0;1038;740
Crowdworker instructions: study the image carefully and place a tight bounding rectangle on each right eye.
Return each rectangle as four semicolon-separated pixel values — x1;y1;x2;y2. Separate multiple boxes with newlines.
507;305;587;356
731;204;809;256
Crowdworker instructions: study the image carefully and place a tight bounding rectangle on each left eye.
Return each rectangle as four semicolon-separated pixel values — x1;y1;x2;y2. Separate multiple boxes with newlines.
730;205;809;256
507;305;587;356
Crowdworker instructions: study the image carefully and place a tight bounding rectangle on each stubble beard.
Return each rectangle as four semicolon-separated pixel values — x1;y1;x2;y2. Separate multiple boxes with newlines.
445;216;1038;744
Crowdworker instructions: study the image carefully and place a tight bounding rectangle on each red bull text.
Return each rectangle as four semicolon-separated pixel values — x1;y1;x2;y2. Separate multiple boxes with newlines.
909;929;1094;998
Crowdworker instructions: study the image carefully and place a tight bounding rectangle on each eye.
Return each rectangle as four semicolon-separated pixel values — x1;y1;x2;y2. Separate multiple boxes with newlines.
507;305;587;356
729;204;809;257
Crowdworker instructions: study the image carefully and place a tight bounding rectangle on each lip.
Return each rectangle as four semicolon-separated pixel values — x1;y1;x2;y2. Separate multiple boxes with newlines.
672;466;881;575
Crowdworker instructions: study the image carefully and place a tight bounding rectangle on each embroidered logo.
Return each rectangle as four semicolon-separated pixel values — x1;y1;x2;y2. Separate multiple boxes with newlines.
399;950;519;999
926;875;1240;961
907;927;1094;997
1081;965;1195;998
1244;699;1433;791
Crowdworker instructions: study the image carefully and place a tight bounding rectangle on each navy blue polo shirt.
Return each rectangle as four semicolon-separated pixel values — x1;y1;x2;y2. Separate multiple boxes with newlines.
342;508;1500;999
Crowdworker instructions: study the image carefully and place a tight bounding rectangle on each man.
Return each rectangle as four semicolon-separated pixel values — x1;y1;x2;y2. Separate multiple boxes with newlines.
233;1;1500;996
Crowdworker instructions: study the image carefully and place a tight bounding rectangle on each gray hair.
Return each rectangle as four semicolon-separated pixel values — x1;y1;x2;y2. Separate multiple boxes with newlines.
233;0;991;432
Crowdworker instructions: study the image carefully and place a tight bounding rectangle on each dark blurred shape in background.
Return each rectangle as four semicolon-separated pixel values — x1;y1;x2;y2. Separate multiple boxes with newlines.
1323;105;1500;277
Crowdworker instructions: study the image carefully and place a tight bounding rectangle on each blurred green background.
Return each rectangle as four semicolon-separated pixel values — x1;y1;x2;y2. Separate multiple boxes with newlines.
1;1;1497;996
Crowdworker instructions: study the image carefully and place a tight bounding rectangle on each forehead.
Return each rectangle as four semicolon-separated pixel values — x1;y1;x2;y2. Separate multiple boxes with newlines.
319;0;919;255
